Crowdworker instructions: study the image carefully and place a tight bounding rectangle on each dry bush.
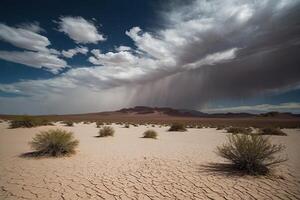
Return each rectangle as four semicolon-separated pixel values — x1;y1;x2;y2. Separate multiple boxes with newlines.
168;123;187;132
143;130;157;139
259;128;287;136
9;116;53;128
217;134;286;175
98;126;114;137
124;123;130;128
63;121;74;127
96;121;104;128
226;127;252;134
29;129;79;157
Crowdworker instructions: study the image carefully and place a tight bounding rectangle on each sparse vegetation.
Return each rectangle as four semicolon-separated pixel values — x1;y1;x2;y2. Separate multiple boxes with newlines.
63;121;74;127
226;127;252;134
259;128;287;136
216;126;226;130
29;129;79;157
96;121;104;128
143;130;157;139
9;116;53;128
217;134;286;175
98;126;114;137
124;123;130;128
168;123;187;132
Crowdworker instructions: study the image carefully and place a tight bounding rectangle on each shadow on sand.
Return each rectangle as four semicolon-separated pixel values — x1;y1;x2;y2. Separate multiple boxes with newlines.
198;163;252;177
19;151;47;159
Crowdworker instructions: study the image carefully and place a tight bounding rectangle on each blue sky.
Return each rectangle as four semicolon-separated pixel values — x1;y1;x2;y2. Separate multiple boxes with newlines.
0;0;300;114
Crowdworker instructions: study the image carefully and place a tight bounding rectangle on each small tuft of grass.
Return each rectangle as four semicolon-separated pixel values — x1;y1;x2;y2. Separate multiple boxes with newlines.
143;130;157;139
98;126;114;137
226;127;252;134
9;116;53;128
29;129;79;157
168;123;187;132
259;128;287;136
217;134;287;175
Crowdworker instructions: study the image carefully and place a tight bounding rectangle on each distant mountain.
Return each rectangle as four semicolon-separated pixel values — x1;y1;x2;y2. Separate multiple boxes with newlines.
1;106;299;119
115;106;299;118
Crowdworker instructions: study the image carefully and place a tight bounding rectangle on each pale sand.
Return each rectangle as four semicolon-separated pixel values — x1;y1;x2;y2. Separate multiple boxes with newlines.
0;121;300;200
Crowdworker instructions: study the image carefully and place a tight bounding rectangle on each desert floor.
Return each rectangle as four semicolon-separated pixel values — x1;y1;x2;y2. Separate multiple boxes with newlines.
0;122;300;200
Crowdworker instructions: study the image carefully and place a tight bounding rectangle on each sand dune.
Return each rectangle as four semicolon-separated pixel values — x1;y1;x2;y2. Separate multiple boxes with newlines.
0;122;300;199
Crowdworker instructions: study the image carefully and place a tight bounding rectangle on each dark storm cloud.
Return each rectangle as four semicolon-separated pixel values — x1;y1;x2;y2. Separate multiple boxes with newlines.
130;0;300;109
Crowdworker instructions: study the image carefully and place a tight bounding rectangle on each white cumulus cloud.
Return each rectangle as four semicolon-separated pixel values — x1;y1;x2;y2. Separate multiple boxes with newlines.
61;46;88;58
0;50;67;74
57;16;105;44
0;23;50;52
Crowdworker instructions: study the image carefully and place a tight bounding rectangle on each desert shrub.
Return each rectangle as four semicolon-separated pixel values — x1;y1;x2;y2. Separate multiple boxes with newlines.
217;134;286;175
259;128;287;136
29;129;79;157
63;121;74;127
99;126;114;137
83;121;90;124
96;121;104;128
168;123;187;132
9;116;53;128
143;130;157;139
226;127;252;134
124;123;130;128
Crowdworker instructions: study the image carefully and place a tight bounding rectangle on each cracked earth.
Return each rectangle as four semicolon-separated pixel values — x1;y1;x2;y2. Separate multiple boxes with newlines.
0;122;300;200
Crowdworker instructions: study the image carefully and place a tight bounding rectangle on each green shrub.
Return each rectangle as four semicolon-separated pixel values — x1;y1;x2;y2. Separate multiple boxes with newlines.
217;134;286;175
98;126;114;137
168;123;187;132
9;116;53;128
29;129;79;157
226;127;252;134
259;128;287;136
143;130;157;139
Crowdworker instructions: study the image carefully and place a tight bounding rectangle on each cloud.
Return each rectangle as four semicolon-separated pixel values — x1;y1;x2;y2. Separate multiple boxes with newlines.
0;23;67;73
0;23;50;52
0;50;67;73
61;46;88;58
16;21;45;33
57;16;105;44
115;45;131;52
1;0;300;114
202;102;300;114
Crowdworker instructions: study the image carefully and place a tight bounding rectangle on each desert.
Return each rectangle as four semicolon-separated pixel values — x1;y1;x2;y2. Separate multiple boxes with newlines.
0;111;300;199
